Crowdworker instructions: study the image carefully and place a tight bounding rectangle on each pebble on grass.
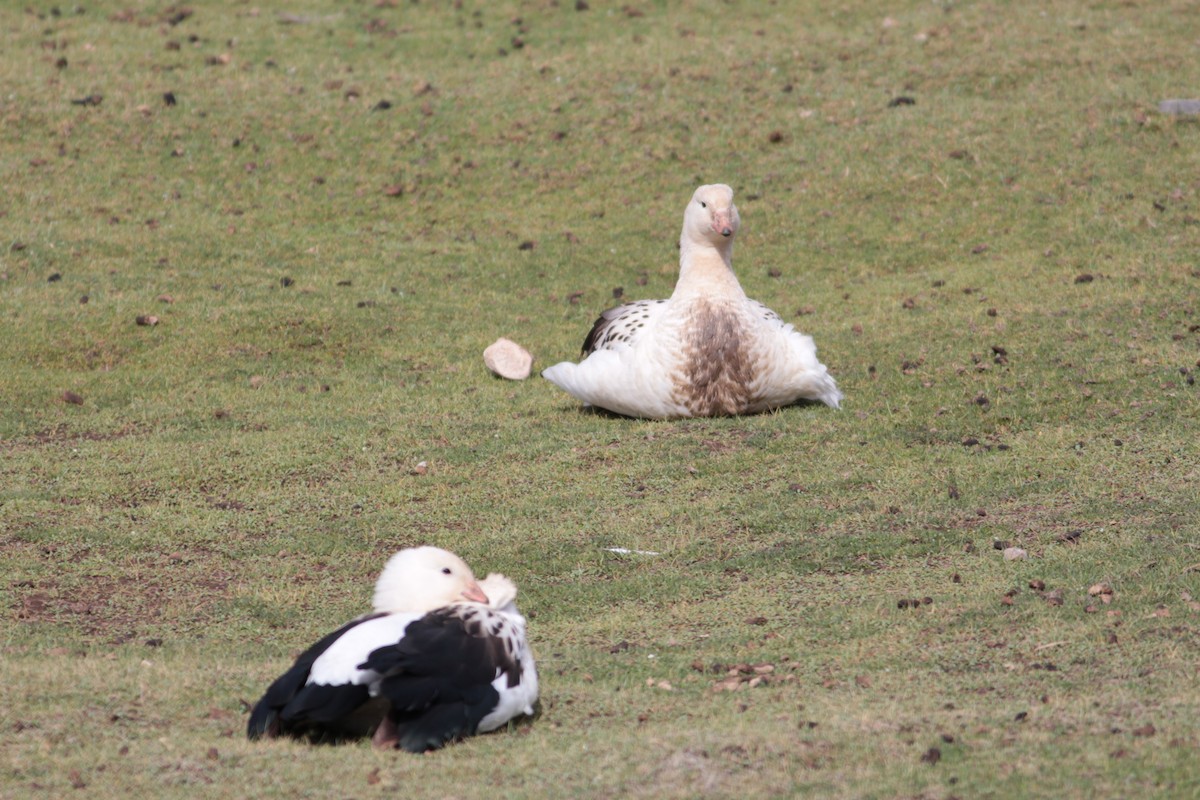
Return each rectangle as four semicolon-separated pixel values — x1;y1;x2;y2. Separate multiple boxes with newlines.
484;338;533;380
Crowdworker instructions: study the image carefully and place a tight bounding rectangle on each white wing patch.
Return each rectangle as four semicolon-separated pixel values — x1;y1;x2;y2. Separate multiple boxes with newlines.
307;613;420;687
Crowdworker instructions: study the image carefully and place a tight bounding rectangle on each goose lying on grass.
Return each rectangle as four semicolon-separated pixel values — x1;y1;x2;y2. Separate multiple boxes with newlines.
543;184;842;419
246;546;538;752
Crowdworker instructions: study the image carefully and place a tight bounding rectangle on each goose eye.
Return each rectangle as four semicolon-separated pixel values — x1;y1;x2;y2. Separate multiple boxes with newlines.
441;567;452;575
699;201;707;208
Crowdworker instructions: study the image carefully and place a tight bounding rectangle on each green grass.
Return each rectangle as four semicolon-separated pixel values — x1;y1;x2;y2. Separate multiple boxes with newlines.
3;1;1200;797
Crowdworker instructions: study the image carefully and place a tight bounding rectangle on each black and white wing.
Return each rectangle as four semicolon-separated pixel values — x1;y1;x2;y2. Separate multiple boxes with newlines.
359;604;538;753
581;299;669;355
748;299;785;327
246;612;414;742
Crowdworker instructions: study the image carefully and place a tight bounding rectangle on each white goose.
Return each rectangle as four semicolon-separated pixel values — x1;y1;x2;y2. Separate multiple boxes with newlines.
246;546;538;752
542;184;842;419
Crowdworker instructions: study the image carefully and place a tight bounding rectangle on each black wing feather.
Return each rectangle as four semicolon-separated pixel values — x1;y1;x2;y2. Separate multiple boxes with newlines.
359;608;518;752
581;307;620;355
246;612;385;741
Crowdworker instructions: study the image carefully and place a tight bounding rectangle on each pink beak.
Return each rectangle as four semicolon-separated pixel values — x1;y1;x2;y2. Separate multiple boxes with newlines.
712;212;734;237
462;580;489;604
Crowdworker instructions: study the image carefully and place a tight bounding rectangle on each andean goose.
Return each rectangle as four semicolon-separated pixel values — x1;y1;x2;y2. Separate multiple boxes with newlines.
542;184;842;418
246;546;538;752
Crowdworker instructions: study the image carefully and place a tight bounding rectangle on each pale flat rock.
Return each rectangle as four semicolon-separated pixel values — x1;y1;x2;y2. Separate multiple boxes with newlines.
484;338;533;380
1003;547;1029;561
1159;99;1200;115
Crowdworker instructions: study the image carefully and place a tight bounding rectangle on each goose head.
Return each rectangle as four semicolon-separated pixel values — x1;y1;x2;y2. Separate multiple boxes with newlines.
682;184;740;247
372;546;488;614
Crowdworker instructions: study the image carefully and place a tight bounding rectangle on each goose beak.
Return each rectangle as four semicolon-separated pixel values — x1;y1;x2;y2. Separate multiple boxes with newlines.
462;580;489;604
713;212;734;237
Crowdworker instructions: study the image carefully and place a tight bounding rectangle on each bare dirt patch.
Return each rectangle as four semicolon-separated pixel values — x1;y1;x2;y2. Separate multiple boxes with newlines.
10;549;236;643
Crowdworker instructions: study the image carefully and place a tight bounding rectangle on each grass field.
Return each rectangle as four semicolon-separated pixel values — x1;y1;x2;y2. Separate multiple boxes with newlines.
2;1;1199;797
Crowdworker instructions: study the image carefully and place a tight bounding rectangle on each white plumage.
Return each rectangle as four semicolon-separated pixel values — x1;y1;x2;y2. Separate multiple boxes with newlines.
247;547;538;752
543;184;842;419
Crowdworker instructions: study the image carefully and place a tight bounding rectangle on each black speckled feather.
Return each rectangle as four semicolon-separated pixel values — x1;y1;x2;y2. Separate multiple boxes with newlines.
581;299;667;355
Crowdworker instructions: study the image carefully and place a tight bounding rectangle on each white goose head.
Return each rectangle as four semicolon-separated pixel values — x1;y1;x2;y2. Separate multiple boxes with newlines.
372;546;488;614
682;184;740;248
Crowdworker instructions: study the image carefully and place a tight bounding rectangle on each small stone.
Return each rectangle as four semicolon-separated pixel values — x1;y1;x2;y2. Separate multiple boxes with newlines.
135;315;159;326
1158;99;1200;115
483;338;533;380
1003;547;1028;561
61;390;85;405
